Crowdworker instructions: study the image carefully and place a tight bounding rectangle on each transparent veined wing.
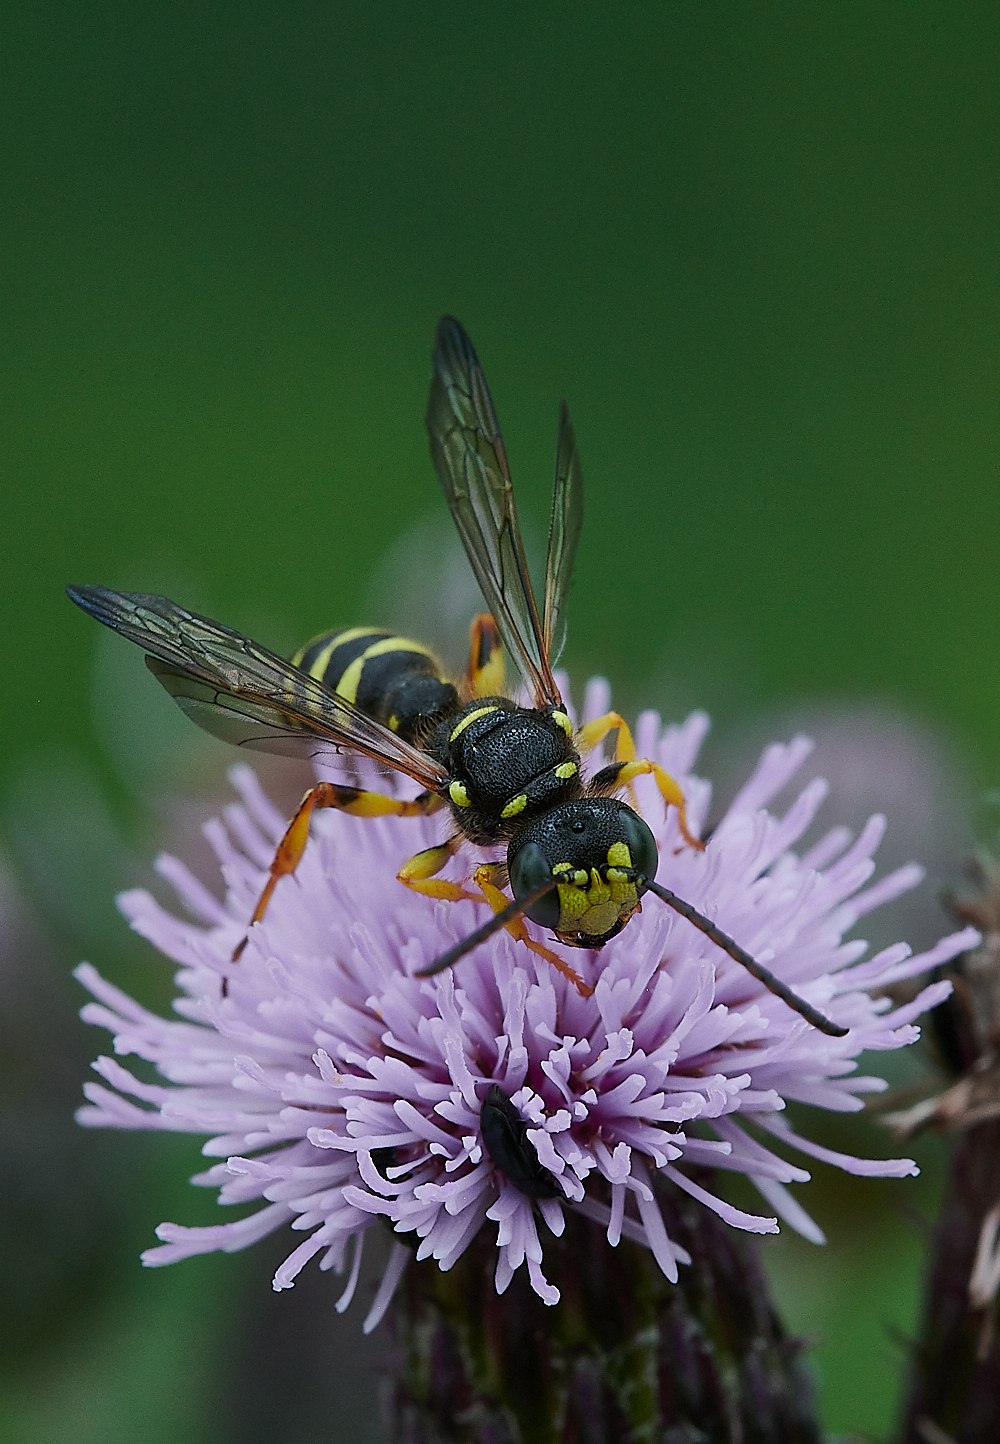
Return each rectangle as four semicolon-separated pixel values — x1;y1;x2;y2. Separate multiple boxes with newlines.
66;586;450;788
426;316;563;708
542;399;583;665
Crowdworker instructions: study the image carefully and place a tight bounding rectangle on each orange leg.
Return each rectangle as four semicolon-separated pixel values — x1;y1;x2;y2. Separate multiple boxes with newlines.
577;710;703;851
464;612;505;700
473;865;594;997
399;853;592;994
605;758;704;851
397;836;482;903
576;709;637;764
576;709;643;814
232;782;444;961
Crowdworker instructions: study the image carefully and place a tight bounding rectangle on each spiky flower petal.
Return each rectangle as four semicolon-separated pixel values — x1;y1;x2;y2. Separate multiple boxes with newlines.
76;685;977;1330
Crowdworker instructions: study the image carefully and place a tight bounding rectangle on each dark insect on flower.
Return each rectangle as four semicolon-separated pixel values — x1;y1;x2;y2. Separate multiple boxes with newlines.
67;318;845;1034
480;1084;561;1200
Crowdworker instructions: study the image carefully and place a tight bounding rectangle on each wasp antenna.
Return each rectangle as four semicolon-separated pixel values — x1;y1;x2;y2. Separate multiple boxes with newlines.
633;874;849;1038
415;879;557;980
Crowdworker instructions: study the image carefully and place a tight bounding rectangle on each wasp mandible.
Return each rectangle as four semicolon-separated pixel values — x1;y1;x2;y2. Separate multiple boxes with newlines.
67;318;846;1035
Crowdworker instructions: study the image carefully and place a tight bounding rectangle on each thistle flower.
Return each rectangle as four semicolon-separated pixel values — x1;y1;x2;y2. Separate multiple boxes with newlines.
76;681;977;1333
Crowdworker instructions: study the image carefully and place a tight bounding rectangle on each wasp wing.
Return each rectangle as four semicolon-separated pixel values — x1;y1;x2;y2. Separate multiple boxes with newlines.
66;586;449;788
426;316;563;709
542;400;583;665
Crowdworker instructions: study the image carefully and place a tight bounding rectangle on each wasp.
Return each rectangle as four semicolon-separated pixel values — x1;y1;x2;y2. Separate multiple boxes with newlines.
67;318;846;1035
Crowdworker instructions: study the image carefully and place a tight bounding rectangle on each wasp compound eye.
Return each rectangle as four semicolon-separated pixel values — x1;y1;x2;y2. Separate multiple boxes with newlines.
618;808;658;886
509;841;561;929
480;1084;561;1200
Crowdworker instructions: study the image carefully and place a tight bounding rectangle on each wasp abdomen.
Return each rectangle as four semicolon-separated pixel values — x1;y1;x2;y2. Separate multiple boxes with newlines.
292;627;458;741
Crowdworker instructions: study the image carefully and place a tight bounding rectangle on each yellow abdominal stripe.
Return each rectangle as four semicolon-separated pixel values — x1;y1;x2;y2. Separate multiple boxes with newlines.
337;636;436;704
291;626;381;674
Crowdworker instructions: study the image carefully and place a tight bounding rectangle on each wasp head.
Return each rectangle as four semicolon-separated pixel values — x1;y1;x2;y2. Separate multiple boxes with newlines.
506;798;658;948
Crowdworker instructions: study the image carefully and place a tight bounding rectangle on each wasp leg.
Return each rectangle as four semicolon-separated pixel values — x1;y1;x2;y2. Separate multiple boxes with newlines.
473;865;594;997
575;708;647;814
590;758;704;852
397;835;482;903
232;783;445;961
577;712;701;849
464;612;505;700
576;708;637;763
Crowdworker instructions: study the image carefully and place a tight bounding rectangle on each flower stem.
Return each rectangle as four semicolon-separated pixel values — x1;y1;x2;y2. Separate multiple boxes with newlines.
387;1178;820;1443
898;1119;1000;1443
896;878;1000;1443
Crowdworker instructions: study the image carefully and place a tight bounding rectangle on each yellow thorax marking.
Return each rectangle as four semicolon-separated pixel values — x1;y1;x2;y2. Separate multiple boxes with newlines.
551;711;573;737
501;793;528;819
554;761;578;780
449;704;499;742
449;780;472;808
337;636;436;704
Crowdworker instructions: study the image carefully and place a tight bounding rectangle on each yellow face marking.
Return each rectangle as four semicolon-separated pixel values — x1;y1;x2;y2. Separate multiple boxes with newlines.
551;711;573;737
607;842;633;868
554;863;640;938
555;882;590;923
449;780;472;808
554;761;578;780
388;715;400;732
500;793;528;819
337;636;437;705
449;705;500;742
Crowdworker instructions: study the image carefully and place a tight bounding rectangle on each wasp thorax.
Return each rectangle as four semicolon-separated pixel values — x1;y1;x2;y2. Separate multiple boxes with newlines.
507;798;658;946
429;697;582;845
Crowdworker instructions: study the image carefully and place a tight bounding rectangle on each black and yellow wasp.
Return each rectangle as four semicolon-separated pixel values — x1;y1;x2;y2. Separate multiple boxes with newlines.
68;318;845;1035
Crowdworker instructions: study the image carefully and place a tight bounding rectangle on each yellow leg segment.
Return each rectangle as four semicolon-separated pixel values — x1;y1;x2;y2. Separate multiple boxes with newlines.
473;866;595;997
614;759;705;851
578;712;703;853
575;710;636;763
575;708;643;809
397;837;482;903
464;612;505;700
232;783;444;961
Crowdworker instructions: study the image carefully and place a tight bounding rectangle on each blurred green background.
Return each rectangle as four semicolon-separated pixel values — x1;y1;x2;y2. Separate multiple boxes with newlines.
2;3;998;1440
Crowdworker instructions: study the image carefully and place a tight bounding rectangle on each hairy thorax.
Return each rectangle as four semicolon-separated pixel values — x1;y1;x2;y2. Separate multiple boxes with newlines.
428;697;583;845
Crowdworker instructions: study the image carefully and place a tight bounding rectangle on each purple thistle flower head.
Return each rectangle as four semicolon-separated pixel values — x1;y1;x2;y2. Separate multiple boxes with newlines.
76;679;977;1332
